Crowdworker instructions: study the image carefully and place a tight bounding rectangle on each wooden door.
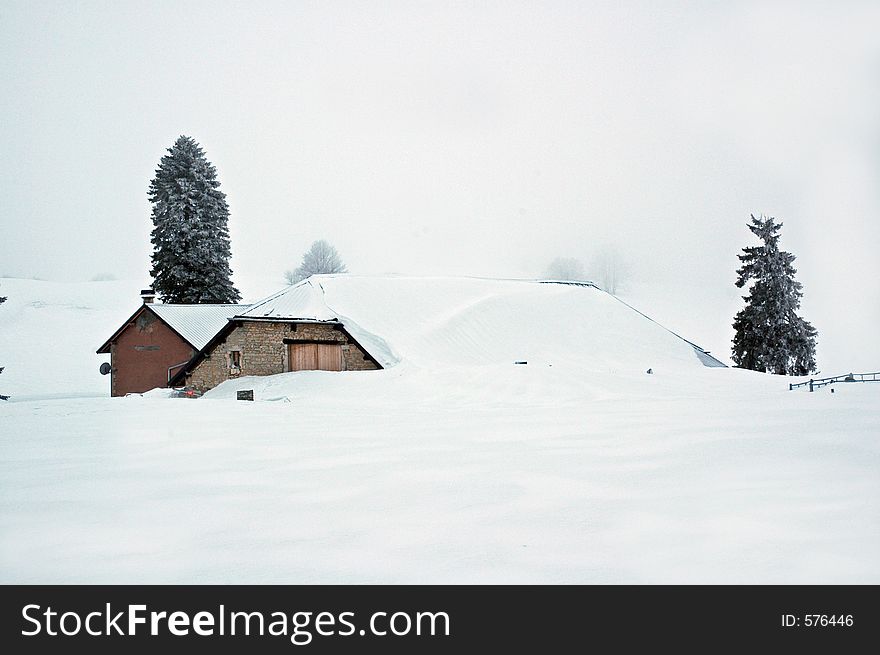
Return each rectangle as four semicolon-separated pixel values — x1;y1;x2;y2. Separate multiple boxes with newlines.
289;343;317;371
289;343;344;371
317;343;344;371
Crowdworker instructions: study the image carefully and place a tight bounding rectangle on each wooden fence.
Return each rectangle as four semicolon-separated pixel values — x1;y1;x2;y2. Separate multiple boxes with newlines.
789;372;880;392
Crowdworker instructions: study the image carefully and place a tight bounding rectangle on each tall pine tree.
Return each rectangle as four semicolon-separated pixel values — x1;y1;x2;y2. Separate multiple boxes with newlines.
732;214;817;375
149;136;241;303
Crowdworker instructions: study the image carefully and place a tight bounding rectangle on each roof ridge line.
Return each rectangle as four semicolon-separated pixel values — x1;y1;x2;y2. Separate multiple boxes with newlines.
152;303;249;307
236;280;307;315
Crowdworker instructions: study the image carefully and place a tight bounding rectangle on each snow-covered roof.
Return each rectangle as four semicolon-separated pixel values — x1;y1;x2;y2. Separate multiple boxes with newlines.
226;275;725;370
235;281;336;322
97;302;250;353
148;304;248;350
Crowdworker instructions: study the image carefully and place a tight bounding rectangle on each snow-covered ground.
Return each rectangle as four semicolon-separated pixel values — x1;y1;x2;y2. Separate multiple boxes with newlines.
0;278;135;399
1;277;878;583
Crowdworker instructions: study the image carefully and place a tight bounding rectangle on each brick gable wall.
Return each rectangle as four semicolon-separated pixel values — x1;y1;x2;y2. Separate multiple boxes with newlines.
110;307;196;396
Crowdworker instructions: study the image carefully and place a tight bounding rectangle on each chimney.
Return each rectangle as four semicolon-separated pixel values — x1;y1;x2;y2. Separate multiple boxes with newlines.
140;288;156;304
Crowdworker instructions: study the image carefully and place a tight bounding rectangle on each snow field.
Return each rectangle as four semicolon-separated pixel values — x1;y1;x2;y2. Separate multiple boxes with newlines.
1;277;877;583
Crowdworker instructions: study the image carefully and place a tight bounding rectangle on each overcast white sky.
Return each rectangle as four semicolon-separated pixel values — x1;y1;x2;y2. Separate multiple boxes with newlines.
1;1;878;371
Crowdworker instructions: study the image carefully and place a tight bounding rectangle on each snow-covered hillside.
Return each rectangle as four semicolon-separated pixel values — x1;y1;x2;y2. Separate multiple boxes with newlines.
1;277;878;583
0;278;135;399
0;275;721;400
216;275;725;371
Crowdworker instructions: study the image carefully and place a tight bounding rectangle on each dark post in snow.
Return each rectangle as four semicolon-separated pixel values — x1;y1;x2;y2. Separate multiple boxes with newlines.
0;293;8;401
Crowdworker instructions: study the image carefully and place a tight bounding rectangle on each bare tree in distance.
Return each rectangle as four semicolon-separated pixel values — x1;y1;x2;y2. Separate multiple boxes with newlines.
544;257;585;281
285;240;348;285
589;245;630;294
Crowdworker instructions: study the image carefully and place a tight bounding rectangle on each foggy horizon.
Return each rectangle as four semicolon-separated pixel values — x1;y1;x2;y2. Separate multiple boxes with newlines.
2;1;878;371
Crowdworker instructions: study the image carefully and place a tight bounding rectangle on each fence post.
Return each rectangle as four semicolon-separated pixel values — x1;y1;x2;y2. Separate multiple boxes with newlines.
809;379;813;392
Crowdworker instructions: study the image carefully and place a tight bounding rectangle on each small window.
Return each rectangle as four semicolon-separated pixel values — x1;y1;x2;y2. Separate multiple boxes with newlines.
229;350;241;369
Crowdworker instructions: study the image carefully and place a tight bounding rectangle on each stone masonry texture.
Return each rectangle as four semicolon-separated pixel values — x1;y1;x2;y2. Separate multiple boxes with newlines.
185;321;379;392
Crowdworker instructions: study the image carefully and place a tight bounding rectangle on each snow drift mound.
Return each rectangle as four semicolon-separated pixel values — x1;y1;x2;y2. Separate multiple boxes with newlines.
0;275;723;400
237;275;724;372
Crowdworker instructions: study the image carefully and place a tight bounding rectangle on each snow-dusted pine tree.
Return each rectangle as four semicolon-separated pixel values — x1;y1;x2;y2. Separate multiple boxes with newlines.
149;136;241;303
0;293;8;401
285;240;348;284
732;214;817;375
